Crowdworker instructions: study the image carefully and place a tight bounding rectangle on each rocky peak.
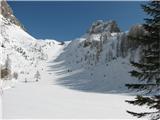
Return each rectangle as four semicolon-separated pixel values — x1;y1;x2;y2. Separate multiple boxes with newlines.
88;20;120;34
0;0;25;30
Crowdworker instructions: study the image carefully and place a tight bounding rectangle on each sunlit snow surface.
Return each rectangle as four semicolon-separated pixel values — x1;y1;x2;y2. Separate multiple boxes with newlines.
0;15;149;119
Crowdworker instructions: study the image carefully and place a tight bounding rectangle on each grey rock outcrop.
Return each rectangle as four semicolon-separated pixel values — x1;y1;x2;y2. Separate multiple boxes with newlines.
0;0;25;30
82;22;144;64
88;20;120;34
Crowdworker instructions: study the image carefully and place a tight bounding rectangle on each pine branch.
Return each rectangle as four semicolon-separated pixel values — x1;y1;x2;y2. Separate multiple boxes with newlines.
126;1;160;120
125;83;159;92
126;110;150;118
127;110;160;120
126;95;158;106
126;95;160;119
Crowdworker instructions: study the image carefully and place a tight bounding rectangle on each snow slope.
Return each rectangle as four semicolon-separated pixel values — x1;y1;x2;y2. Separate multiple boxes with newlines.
0;14;56;88
0;4;150;119
2;39;146;119
0;96;1;119
53;27;141;93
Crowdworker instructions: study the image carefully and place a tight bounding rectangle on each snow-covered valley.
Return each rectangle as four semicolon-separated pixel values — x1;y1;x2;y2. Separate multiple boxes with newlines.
1;44;140;119
1;36;144;119
0;0;151;119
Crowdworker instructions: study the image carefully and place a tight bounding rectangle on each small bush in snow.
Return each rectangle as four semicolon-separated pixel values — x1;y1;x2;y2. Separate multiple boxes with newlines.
24;78;27;83
13;72;18;79
1;68;11;79
34;71;40;82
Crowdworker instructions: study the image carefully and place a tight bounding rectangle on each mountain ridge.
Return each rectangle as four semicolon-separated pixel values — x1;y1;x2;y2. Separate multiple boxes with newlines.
1;2;152;119
0;0;25;30
0;1;145;93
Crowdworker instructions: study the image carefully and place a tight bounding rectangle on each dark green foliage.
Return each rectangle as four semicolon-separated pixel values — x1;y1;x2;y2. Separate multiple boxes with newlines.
126;84;159;93
1;68;11;79
126;111;150;118
126;1;160;120
126;96;160;120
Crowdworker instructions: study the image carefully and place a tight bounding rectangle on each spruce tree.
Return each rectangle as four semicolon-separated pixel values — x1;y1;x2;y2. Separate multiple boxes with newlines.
125;1;160;120
34;71;40;82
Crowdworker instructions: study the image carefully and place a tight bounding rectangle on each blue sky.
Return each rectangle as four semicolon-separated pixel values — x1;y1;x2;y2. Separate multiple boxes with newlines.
8;1;146;41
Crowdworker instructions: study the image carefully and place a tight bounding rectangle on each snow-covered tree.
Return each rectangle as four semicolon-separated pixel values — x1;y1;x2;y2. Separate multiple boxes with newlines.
1;55;11;79
34;71;40;82
24;78;27;83
13;72;18;79
126;1;160;120
5;55;11;70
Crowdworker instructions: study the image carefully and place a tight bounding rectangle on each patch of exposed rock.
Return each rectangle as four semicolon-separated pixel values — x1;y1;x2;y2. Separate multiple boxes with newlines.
0;0;25;30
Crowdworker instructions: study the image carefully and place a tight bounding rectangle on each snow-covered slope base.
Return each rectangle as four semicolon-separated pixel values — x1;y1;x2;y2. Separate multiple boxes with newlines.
53;32;140;94
0;10;149;119
0;14;57;89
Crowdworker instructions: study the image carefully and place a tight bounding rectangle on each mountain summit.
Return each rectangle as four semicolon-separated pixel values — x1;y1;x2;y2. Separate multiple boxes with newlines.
88;20;120;34
0;0;143;93
1;1;154;119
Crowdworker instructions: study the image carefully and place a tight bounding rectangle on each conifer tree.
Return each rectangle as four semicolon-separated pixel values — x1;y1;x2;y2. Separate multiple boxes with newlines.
125;1;160;120
34;71;40;82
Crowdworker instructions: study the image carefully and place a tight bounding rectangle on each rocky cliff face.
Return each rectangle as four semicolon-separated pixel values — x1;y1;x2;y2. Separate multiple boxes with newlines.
82;21;142;63
53;20;144;92
0;0;25;30
0;1;147;93
88;20;120;34
56;20;145;72
0;0;144;67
